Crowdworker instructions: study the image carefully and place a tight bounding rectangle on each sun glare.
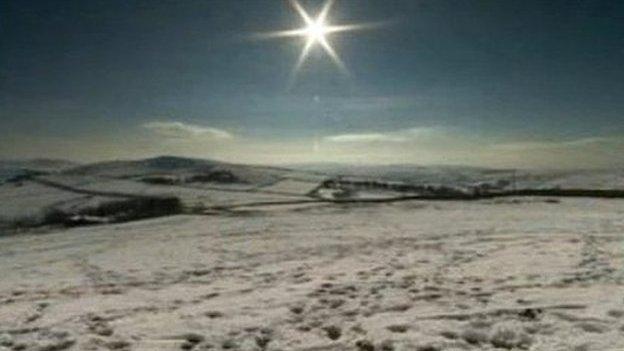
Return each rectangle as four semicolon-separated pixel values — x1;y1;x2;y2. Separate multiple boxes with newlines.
255;0;380;80
306;20;328;42
254;0;387;84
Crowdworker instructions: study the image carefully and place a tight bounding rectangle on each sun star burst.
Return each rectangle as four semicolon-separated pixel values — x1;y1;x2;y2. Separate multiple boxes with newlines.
256;0;377;80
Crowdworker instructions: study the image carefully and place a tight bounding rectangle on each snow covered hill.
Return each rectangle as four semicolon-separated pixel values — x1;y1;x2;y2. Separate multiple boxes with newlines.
2;156;624;233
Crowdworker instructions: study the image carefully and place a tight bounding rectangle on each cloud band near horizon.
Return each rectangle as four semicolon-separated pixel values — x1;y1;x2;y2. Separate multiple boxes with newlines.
0;120;622;169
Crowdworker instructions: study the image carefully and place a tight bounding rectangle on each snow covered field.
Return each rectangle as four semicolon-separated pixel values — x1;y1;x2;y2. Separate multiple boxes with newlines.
1;157;624;350
1;198;623;350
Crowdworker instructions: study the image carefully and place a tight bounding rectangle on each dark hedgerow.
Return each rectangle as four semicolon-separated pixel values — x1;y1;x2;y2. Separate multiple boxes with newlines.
8;196;183;230
80;196;183;222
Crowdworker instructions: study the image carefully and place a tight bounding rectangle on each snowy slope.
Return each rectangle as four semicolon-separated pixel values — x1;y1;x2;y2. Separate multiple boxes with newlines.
0;199;623;350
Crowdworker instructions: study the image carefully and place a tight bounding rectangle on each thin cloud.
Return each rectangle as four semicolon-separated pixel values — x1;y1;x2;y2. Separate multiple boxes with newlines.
324;133;406;143
492;136;620;151
323;127;442;143
143;121;233;140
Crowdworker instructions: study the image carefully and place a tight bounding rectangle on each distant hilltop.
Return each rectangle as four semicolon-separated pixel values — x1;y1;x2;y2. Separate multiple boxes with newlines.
1;155;623;190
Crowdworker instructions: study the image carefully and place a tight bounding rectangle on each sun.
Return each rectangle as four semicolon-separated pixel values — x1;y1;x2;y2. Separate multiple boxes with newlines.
305;19;329;42
255;0;381;80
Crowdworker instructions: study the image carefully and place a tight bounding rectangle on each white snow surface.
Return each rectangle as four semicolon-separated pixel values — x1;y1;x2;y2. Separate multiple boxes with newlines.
1;198;624;350
1;157;624;350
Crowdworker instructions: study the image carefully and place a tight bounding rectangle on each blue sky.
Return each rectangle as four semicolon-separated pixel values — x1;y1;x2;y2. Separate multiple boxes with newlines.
1;0;623;167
